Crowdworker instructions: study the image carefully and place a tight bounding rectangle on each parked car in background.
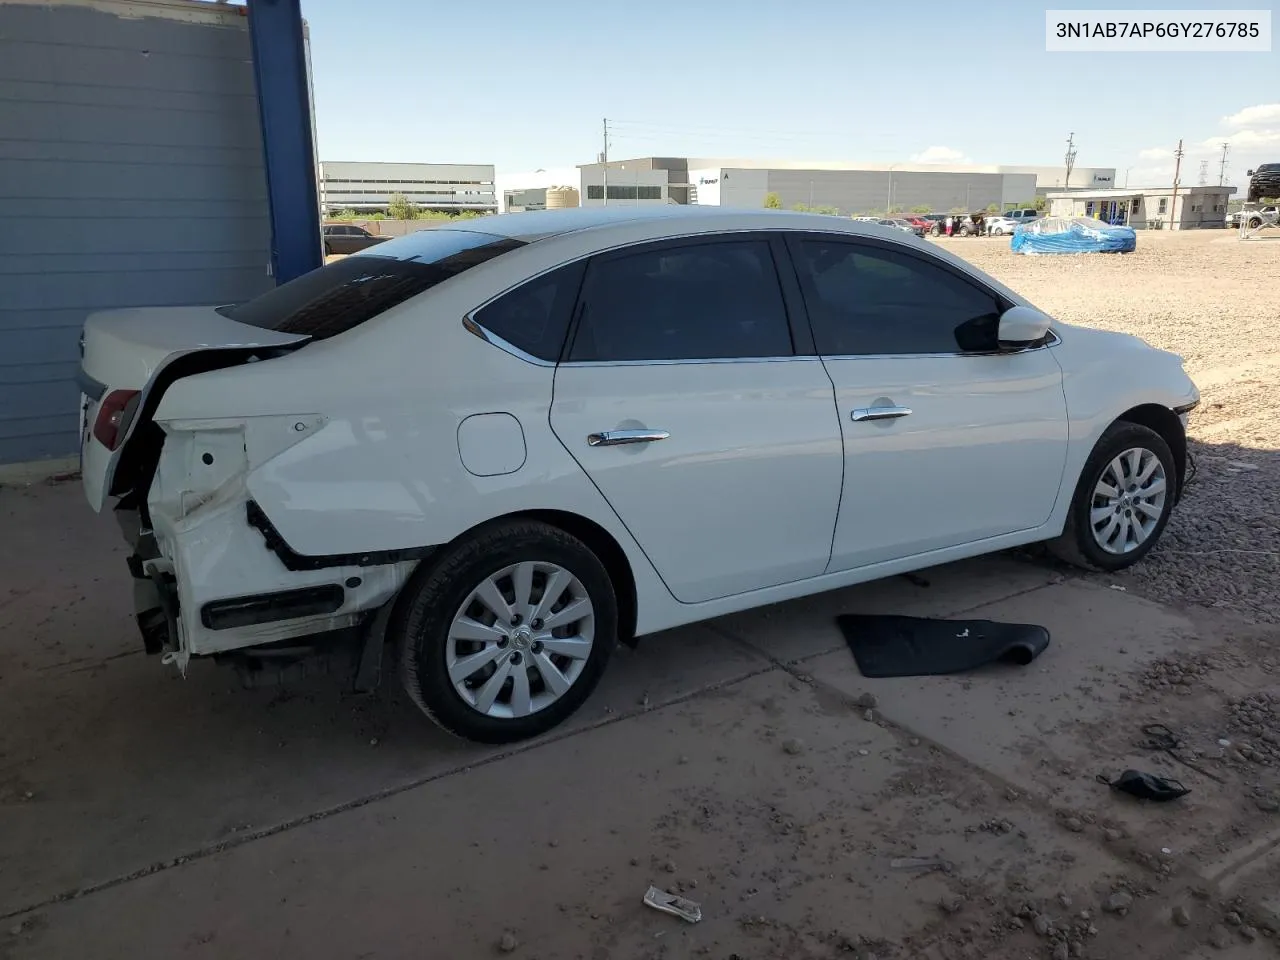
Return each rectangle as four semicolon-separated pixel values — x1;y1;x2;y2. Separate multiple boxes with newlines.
323;223;390;256
1011;216;1138;254
1226;205;1278;228
878;217;925;237
1005;208;1042;225
985;216;1020;236
76;206;1198;744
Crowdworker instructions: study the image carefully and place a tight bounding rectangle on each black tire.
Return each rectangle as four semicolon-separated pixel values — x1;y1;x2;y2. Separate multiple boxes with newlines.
1048;421;1177;572
323;242;333;256
1248;217;1263;229
397;519;616;744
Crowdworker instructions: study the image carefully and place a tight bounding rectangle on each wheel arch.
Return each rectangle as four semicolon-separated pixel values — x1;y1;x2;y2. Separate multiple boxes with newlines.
388;508;639;648
1113;403;1187;502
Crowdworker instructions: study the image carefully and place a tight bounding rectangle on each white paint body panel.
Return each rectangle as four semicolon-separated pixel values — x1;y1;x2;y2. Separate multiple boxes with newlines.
550;359;842;603
76;208;1198;658
457;413;527;477
824;351;1068;571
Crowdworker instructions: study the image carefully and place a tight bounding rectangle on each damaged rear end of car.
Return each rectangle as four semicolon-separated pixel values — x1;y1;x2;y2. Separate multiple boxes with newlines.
77;230;527;685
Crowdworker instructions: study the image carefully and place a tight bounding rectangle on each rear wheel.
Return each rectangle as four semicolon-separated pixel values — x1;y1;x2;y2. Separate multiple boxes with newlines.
397;520;616;743
1248;217;1263;229
1048;422;1176;572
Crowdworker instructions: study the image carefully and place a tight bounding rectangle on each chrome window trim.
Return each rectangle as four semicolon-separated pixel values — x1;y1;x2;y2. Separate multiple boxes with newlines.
461;224;1061;368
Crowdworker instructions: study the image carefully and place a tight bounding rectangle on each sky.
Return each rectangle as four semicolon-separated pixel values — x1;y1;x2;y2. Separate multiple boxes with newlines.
301;0;1279;188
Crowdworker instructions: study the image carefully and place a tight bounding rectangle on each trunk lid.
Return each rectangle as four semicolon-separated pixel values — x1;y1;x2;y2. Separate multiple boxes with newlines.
78;305;309;512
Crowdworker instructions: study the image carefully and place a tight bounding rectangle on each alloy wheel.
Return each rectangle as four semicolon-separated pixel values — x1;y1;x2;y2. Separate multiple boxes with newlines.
446;562;595;719
1089;447;1168;555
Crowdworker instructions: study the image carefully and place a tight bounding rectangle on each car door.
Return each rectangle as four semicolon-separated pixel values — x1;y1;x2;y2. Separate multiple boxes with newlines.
549;234;844;604
784;233;1069;573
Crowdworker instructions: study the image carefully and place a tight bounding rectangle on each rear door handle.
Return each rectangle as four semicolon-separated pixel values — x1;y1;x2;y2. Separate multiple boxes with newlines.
587;429;670;447
851;405;913;422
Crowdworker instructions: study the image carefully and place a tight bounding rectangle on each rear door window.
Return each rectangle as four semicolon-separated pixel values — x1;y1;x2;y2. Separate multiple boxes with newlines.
220;230;525;340
567;238;795;362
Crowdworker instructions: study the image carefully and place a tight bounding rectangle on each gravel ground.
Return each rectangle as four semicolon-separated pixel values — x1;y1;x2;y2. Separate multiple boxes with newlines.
937;231;1280;624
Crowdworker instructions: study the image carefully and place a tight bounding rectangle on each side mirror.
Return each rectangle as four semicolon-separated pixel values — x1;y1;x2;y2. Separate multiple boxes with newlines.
998;305;1052;347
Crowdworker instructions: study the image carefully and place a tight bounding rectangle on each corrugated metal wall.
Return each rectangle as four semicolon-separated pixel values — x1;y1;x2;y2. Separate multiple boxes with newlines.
0;0;273;465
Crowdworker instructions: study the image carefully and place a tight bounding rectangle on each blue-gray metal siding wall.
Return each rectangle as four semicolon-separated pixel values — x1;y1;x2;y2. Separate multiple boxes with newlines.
0;2;274;465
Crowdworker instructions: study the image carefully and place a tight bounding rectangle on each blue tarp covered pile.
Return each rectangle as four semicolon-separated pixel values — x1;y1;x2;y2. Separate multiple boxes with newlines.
1011;217;1137;255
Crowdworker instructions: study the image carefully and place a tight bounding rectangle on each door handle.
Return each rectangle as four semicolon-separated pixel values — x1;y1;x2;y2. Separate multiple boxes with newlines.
587;429;671;447
850;405;913;422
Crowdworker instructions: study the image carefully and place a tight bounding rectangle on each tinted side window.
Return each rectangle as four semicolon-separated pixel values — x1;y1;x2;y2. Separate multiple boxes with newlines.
793;240;1004;355
472;261;586;362
568;240;793;362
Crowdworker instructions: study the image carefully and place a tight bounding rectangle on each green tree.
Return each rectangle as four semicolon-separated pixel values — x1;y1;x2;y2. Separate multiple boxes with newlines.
387;193;417;220
1032;196;1047;211
985;203;1000;213
910;204;931;214
949;205;968;214
763;192;783;209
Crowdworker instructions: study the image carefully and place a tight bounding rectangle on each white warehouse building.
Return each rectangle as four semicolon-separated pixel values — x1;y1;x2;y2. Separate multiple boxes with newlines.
318;161;497;215
577;157;1117;214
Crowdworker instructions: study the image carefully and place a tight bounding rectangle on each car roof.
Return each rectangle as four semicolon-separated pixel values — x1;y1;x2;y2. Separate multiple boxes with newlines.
374;206;925;254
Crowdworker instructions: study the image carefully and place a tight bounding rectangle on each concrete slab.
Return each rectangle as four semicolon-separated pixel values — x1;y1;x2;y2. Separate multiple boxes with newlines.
0;669;1127;960
709;553;1063;664
766;579;1272;864
0;615;765;917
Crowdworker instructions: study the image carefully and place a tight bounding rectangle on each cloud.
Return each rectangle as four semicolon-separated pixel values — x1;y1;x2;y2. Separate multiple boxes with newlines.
1223;103;1280;128
910;146;971;164
1197;128;1280;151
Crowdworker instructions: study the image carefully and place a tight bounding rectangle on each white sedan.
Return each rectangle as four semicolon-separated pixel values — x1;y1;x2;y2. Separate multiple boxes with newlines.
985;216;1020;236
78;207;1200;743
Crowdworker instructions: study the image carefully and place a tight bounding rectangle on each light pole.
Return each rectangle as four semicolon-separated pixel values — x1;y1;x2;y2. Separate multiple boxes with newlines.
886;165;898;215
1125;167;1133;188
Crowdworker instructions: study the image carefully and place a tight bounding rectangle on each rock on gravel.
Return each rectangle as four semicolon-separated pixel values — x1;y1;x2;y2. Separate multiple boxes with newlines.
1209;924;1231;949
498;931;519;953
1172;904;1191;926
1103;890;1134;915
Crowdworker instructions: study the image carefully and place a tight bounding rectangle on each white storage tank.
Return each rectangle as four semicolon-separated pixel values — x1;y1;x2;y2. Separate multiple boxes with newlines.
545;185;580;209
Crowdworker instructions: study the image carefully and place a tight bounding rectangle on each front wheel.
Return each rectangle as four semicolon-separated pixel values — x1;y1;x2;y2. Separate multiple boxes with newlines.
993;228;1005;236
1048;422;1177;571
397;520;616;743
1248;217;1263;229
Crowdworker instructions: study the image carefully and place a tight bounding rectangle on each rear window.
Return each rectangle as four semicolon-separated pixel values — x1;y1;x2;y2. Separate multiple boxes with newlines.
219;230;525;339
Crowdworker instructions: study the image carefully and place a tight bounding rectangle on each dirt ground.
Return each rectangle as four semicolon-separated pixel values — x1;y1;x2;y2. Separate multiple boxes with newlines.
2;229;1279;960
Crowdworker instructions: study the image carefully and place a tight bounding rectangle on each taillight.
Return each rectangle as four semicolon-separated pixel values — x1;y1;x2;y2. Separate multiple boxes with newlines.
92;389;140;450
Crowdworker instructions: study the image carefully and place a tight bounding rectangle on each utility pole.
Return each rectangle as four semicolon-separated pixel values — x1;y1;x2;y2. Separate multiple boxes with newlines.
601;117;609;207
1169;139;1184;230
1198;160;1209;186
1218;142;1230;186
1064;132;1078;190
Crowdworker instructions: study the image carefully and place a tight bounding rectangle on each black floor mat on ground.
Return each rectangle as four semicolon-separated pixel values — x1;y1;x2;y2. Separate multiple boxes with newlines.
836;614;1051;678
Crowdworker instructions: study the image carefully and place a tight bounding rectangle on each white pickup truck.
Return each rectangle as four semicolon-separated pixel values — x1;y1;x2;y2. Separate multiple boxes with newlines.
1227;205;1279;229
